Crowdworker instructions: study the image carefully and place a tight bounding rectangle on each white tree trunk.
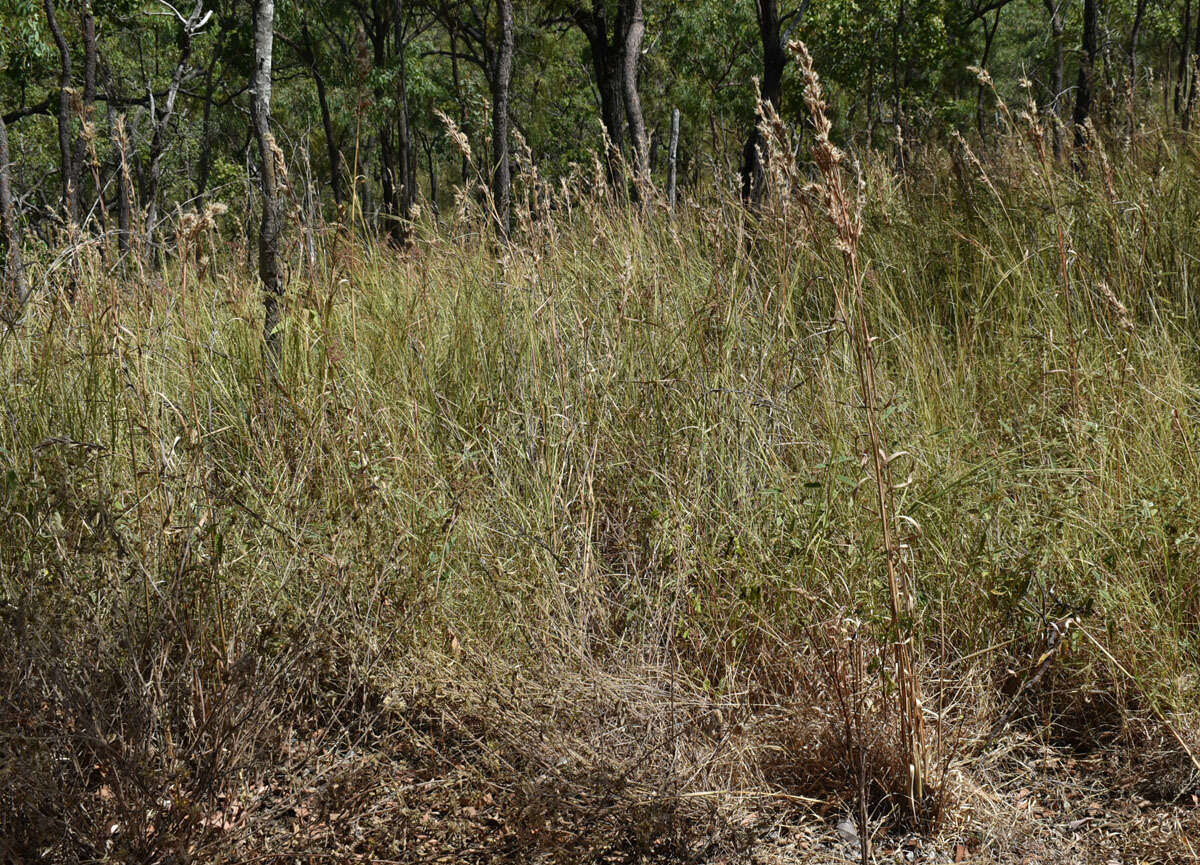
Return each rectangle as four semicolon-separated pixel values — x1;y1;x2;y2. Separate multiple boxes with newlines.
254;0;283;359
621;0;650;192
667;108;680;209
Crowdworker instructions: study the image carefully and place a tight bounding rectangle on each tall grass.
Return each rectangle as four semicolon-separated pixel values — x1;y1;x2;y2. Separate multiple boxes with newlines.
2;108;1199;861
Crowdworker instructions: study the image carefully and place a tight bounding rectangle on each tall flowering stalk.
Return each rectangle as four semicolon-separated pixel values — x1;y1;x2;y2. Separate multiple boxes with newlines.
792;41;927;817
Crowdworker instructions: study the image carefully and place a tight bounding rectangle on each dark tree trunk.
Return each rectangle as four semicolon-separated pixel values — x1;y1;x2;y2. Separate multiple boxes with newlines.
301;19;343;206
379;127;397;226
620;0;649;192
1186;8;1200;128
450;28;468;184
393;0;415;244
44;0;78;225
597;61;625;183
196;50;220;198
421;131;439;217
1127;0;1147;85
254;0;283;360
491;0;514;238
1073;0;1099;147
102;63;134;255
1176;0;1192;116
314;74;342;206
73;0;98;225
144;1;203;249
114;115;134;255
976;9;1002;138
1045;0;1066;159
892;0;908;170
0;115;28;311
575;3;626;187
369;0;400;238
740;0;786;204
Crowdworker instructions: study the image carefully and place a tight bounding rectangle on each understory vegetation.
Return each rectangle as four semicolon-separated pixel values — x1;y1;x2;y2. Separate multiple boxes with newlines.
3;100;1200;862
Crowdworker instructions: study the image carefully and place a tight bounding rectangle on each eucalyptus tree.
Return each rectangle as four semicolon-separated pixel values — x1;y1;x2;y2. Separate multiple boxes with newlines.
0;115;25;311
740;0;806;203
319;0;435;241
1044;0;1068;157
142;1;214;249
1185;1;1200;127
620;0;648;190
1072;0;1099;145
253;0;283;359
0;0;1195;260
391;0;425;240
434;0;515;237
556;0;630;183
43;0;77;225
0;0;37;307
292;14;345;204
1176;0;1193;116
545;0;650;192
71;0;97;229
493;0;513;234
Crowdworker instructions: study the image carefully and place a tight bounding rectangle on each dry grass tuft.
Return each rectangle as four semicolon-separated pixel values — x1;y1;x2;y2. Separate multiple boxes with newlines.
3;81;1200;862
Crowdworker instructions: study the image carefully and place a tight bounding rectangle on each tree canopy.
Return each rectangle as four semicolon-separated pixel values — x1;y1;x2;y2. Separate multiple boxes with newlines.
0;0;1196;253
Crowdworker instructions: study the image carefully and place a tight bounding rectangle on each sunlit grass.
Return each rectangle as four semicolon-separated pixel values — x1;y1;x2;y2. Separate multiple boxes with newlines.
2;127;1199;858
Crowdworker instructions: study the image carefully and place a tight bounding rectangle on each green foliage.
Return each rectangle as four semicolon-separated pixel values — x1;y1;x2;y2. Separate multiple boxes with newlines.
0;0;50;82
0;0;1194;216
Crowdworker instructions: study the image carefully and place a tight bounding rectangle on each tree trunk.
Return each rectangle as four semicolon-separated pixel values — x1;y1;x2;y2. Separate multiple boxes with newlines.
620;0;650;193
379;126;397;229
314;69;342;207
393;0;415;245
114;116;134;255
394;93;414;237
423;132;439;217
599;62;626;185
44;0;78;226
667;107;680;210
1186;9;1200;129
253;0;284;360
144;1;202;250
369;0;401;239
302;19;343;206
450;28;468;184
976;10;1002;139
1045;0;1066;159
1175;0;1192;116
1127;0;1147;86
1073;0;1099;147
574;2;626;187
740;0;785;204
72;0;98;226
196;49;221;198
892;0;908;171
0;114;28;312
103;62;134;256
491;0;514;238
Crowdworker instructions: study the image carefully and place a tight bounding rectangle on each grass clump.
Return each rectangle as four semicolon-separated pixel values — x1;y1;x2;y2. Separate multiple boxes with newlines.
2;118;1200;862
